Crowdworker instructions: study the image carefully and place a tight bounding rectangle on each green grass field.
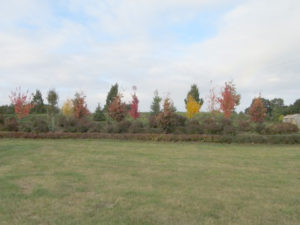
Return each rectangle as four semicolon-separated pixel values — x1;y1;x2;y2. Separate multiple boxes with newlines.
0;139;299;225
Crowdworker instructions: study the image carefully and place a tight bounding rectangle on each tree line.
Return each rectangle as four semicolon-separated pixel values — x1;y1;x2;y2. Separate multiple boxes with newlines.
0;82;299;126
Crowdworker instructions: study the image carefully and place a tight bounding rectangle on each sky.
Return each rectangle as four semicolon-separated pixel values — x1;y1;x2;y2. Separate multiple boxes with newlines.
0;0;299;112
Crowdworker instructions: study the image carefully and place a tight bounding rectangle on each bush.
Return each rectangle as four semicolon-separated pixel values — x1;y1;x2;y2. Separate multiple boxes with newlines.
255;123;266;134
58;116;77;132
238;120;253;132
4;117;18;131
129;121;144;133
148;115;159;128
220;118;237;135
19;123;32;132
32;118;49;133
114;120;132;133
1;132;299;144
203;118;223;134
75;119;93;133
171;114;187;127
186;120;204;134
88;123;103;133
0;114;4;125
265;122;299;135
57;116;93;133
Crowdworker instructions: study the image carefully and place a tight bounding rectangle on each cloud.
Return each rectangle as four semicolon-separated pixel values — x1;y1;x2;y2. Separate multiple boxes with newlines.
0;0;299;112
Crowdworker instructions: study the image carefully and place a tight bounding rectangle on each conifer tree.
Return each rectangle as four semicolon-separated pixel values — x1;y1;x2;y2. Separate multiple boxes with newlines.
94;104;106;121
184;84;204;106
150;90;162;115
104;83;118;110
31;90;46;113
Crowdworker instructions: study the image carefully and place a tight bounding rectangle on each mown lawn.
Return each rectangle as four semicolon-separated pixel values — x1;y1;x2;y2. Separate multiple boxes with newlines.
0;139;299;225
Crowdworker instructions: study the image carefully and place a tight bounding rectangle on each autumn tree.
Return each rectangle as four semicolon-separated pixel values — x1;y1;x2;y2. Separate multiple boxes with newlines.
62;99;74;118
73;92;89;119
184;84;204;106
156;97;174;133
104;83;118;111
129;86;139;120
94;104;106;121
248;96;267;123
150;90;162;115
206;81;219;114
186;95;201;119
47;89;59;131
31;89;46;113
9;87;33;119
218;81;240;118
108;95;127;122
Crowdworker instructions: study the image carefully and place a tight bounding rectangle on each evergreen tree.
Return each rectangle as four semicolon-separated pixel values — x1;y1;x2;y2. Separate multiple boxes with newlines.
31;90;46;113
104;83;118;110
47;89;59;131
184;84;204;106
94;104;106;121
150;90;162;115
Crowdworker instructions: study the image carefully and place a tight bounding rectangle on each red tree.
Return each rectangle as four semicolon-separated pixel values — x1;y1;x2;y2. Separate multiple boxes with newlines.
217;81;240;118
129;87;139;119
9;87;34;119
73;92;89;119
248;97;266;123
108;95;127;122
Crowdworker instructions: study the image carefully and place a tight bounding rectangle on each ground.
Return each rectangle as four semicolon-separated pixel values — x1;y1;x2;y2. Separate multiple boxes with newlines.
0;139;299;225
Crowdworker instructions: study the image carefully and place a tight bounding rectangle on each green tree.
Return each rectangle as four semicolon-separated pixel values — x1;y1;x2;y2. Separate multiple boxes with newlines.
150;90;162;115
104;83;118;111
94;104;106;121
31;90;46;113
47;89;59;131
184;84;204;106
288;99;300;114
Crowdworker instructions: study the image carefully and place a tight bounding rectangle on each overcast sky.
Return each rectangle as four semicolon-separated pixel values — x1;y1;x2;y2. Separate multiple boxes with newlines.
0;0;299;112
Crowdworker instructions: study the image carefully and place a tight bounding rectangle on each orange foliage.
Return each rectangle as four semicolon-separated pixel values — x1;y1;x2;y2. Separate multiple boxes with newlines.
218;82;240;118
248;97;267;123
9;87;33;119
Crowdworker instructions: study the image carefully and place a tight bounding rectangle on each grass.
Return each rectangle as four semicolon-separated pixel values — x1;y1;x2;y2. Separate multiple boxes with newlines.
0;139;299;225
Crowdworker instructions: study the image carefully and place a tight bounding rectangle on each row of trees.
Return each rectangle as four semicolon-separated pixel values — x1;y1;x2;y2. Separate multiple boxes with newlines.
2;82;300;128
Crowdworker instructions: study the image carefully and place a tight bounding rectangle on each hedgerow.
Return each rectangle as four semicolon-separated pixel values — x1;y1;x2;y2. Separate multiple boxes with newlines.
0;132;299;144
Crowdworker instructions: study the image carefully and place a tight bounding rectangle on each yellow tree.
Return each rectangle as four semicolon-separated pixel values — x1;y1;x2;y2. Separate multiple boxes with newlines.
62;99;74;118
186;95;202;119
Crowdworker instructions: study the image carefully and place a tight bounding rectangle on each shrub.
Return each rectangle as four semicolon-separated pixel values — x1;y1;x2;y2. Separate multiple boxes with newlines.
58;116;77;132
186;120;204;134
203;118;223;134
32;118;49;133
0;132;299;144
171;114;187;127
19;122;32;132
220;118;237;135
57;116;93;133
4;117;18;131
129;121;144;133
75;119;92;133
265;122;299;135
255;123;266;134
148;115;159;128
114;120;132;133
0;114;4;125
238;120;253;132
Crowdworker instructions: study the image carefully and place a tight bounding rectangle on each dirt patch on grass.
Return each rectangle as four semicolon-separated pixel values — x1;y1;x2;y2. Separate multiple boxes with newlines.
17;179;35;195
